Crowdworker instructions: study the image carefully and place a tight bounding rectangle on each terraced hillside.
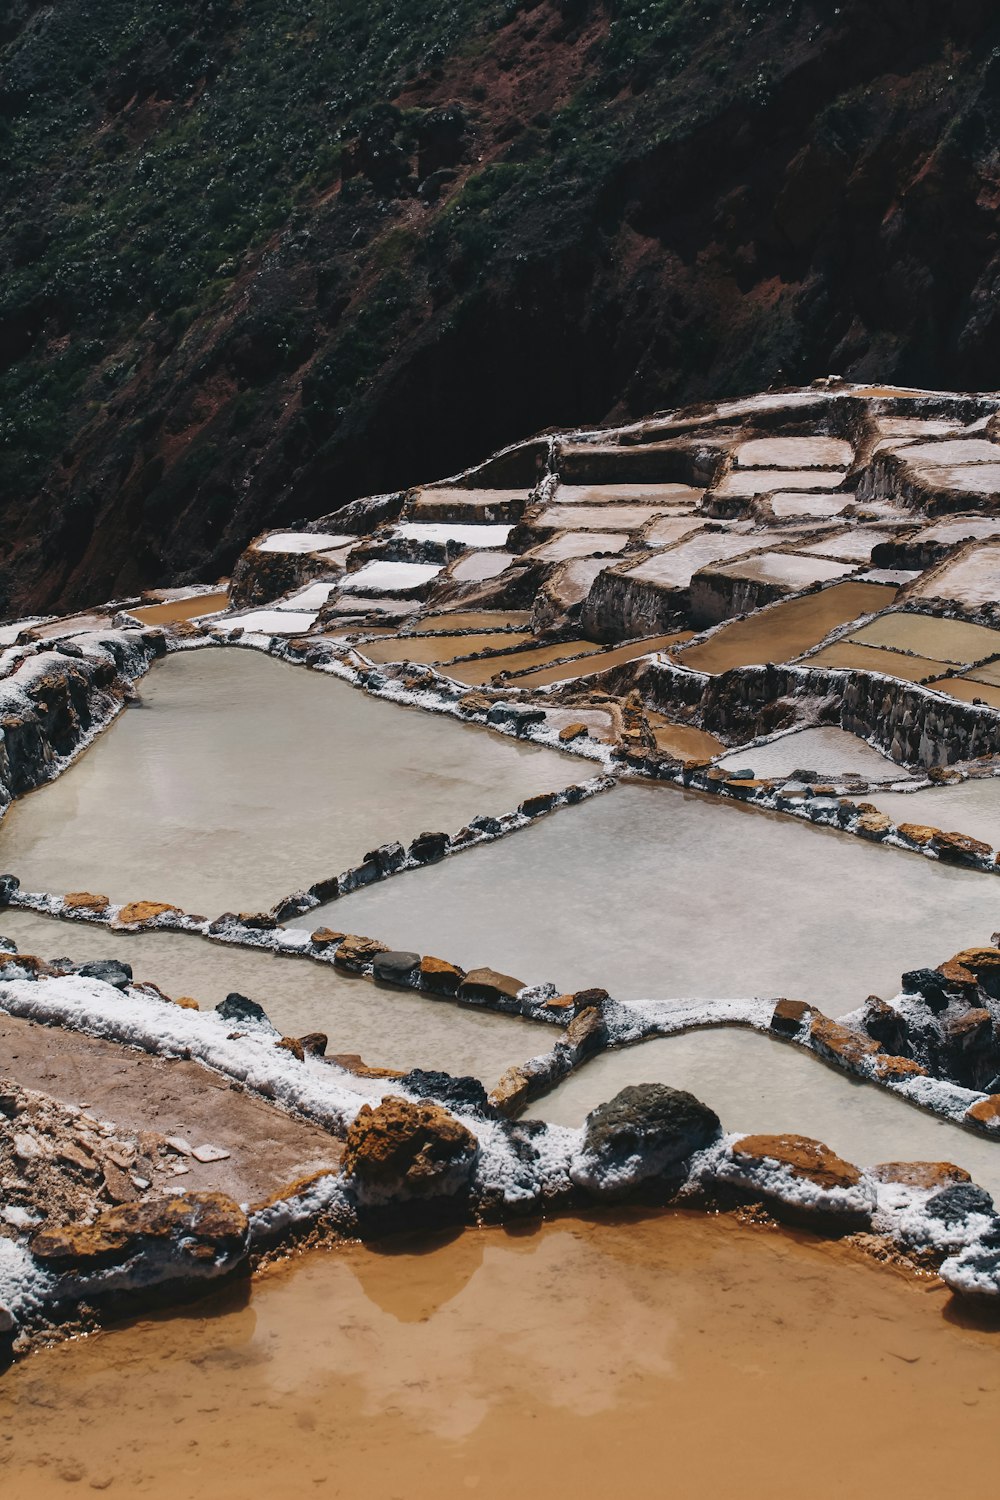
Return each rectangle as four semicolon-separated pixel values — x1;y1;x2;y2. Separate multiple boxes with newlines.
2;0;998;612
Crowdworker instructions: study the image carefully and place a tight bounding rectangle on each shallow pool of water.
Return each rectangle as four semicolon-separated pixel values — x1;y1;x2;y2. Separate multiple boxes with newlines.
867;779;1000;848
849;613;1000;665
301;783;1000;1012
443;640;603;685
680;581;894;673
510;634;690;688
0;909;550;1082
535;1027;1000;1194
358;631;534;665
0;649;582;915
803;640;949;682
449;552;514;583
717;725;904;779
129;592;230;625
1;1213;996;1500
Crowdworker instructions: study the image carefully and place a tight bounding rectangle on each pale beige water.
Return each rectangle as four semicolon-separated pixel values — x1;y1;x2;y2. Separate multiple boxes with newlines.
931;678;1000;709
797;527;902;563
716;468;844;497
716;725;904;779
904;542;1000;608
1;1214;997;1500
849;612;1000;664
0;909;551;1081
867;779;1000;849
414;611;532;630
768;492;852;519
706;552;853;589
804;640;950;682
734;436;854;468
538;505;672;530
535;1028;1000;1195
0;649;583;914
680;581;895;673
301;783;1000;1011
528;531;630;562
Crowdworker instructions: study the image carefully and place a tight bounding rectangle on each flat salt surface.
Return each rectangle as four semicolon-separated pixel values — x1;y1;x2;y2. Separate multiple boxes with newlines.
0;649;584;914
393;523;512;546
275;582;339;611
449;552;513;583
866;779;1000;849
510;633;692;688
256;532;353;554
705;551;854;589
535;1030;1000;1194
307;782;1000;1013
848;612;1000;665
906;543;1000;609
795;529;903;564
226;609;318;635
357;632;535;666
408;488;527;517
735;437;854;468
680;582;895;674
918;517;1000;545
804;640;951;682
537;505;671;531
906;462;1000;494
715;469;845;498
716;725;904;779
0;910;549;1082
338;561;442;593
545;556;613;601
768;492;853;519
528;531;630;562
623;533;760;590
442;640;603;686
641;516;705;548
551;482;704;506
900;440;1000;465
5;1215;997;1500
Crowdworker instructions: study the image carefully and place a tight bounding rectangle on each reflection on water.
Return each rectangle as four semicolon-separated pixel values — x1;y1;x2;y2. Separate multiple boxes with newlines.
1;1213;997;1499
535;1028;1000;1197
0;908;550;1083
314;782;1000;1012
0;649;580;914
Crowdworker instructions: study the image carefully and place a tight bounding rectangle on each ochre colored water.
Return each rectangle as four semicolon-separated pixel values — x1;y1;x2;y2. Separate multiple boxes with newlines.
1;1214;997;1500
804;640;950;682
849;613;1000;666
129;592;230;625
444;640;603;685
358;631;534;665
679;581;895;673
510;633;693;688
645;712;724;761
414;611;532;631
930;677;1000;709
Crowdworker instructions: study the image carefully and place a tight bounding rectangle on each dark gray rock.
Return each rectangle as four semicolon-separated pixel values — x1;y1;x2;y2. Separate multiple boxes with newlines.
485;703;545;734
926;1183;996;1223
75;959;132;990
580;1083;721;1188
409;830;449;863
0;875;20;907
216;992;273;1027
372;950;421;985
364;841;406;875
400;1069;492;1116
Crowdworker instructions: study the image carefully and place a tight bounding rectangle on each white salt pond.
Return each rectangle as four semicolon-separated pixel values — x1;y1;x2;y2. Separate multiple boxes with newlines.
256;533;353;554
0;909;550;1083
310;782;1000;1012
716;725;905;780
338;561;442;593
0;649;583;914
867;779;1000;849
534;1028;1000;1197
449;552;513;583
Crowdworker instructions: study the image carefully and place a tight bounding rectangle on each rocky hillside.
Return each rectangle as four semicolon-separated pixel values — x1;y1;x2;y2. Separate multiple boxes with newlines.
2;0;998;612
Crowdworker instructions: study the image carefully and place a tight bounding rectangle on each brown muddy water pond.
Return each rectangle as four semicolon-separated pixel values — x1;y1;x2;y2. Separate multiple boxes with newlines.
357;631;534;665
0;649;582;915
848;613;1000;666
444;640;603;685
510;633;691;688
535;1028;1000;1196
679;581;895;673
2;1213;997;1500
128;592;230;626
306;783;1000;1012
0;909;551;1083
803;640;950;682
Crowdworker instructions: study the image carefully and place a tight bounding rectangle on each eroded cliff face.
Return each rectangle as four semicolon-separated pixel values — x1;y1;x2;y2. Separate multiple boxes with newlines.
3;0;1000;613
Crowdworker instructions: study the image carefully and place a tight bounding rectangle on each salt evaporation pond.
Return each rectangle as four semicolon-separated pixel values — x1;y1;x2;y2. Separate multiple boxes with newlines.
867;778;1000;849
535;1028;1000;1197
716;725;905;779
0;909;551;1083
310;783;1000;1012
0;649;582;914
2;1214;997;1499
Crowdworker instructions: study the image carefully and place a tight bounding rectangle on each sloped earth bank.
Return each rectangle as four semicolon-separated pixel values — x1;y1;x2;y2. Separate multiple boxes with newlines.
1;1214;999;1500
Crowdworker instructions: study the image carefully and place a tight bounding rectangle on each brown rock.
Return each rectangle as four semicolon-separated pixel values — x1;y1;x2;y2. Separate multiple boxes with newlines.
488;1066;531;1118
937;958;979;988
856;811;892;839
951;946;1000;974
928;766;963;784
897;822;938;846
298;1032;328;1057
419;955;465;996
870;1054;928;1080
310;927;345;948
731;1133;862;1190
333;934;389;972
542;993;576;1012
31;1192;249;1271
810;1015;882;1069
558;722;590;743
871;1161;972;1190
770;998;813;1037
101;1160;139;1204
329;1053;406;1081
966;1095;1000;1129
520;791;557;818
458;691;494;716
342;1095;479;1198
458;966;525;1011
115;900;182;927
174;996;200;1011
564;1005;606;1057
63;891;110;913
277;1036;305;1062
931;830;993;865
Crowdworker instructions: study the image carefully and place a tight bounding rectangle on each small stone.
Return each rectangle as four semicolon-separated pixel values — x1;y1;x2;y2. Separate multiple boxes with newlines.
63;891;110;913
925;1182;995;1223
967;1094;1000;1129
872;1161;972;1190
576;1084;721;1198
810;1015;882;1069
931;829;993;865
458;966;525;1012
192;1144;231;1164
342;1095;479;1203
298;1032;328;1057
488;1066;531;1117
216;992;272;1026
731;1133;862;1190
75;959;132;990
333;934;389;972
310;927;345;947
372;950;421;985
770;998;813;1037
856;811;892;839
419;955;465;995
164;1136;193;1157
558;722;589;742
408;830;449;864
174;995;200;1011
520;791;557;818
871;1054;928;1080
277;1036;305;1061
13;1133;42;1161
897;822;938;847
102;1161;138;1204
115;900;182;927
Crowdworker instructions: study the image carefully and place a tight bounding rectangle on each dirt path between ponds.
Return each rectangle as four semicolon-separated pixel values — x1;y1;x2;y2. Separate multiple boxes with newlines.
0;1013;342;1206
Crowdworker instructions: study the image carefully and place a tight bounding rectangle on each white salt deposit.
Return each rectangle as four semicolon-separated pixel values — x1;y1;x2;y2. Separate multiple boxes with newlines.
393;523;513;546
256;533;354;554
338;561;442;593
225;610;319;634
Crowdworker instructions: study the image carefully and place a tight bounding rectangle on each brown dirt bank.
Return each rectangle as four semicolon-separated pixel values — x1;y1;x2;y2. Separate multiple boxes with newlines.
0;1210;998;1498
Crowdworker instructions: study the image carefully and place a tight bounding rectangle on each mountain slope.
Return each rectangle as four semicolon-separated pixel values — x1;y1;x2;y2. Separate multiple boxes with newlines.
2;0;998;610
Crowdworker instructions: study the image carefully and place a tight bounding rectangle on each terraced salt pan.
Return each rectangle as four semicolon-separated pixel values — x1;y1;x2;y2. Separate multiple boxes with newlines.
917;517;1000;546
129;591;230;625
705;551;854;590
0;649;583;914
415;611;532;631
716;725;904;779
734;437;854;468
537;505;672;531
226;609;318;634
528;531;630;562
535;1029;1000;1195
645;714;724;761
5;1215;996;1500
339;561;442;593
900;440;1000;466
680;582;896;673
357;632;534;666
408;488;527;520
964;659;1000;689
905;463;1000;494
715;469;845;498
449;552;513;583
932;678;1000;708
256;533;353;554
550;483;703;506
0;909;549;1082
442;640;603;686
904;543;1000;610
866;779;1000;850
803;640;950;683
797;529;902;563
509;633;693;688
848;612;1000;665
393;523;513;546
640;516;705;548
276;582;339;610
307;783;1000;1013
623;533;760;590
768;492;854;519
